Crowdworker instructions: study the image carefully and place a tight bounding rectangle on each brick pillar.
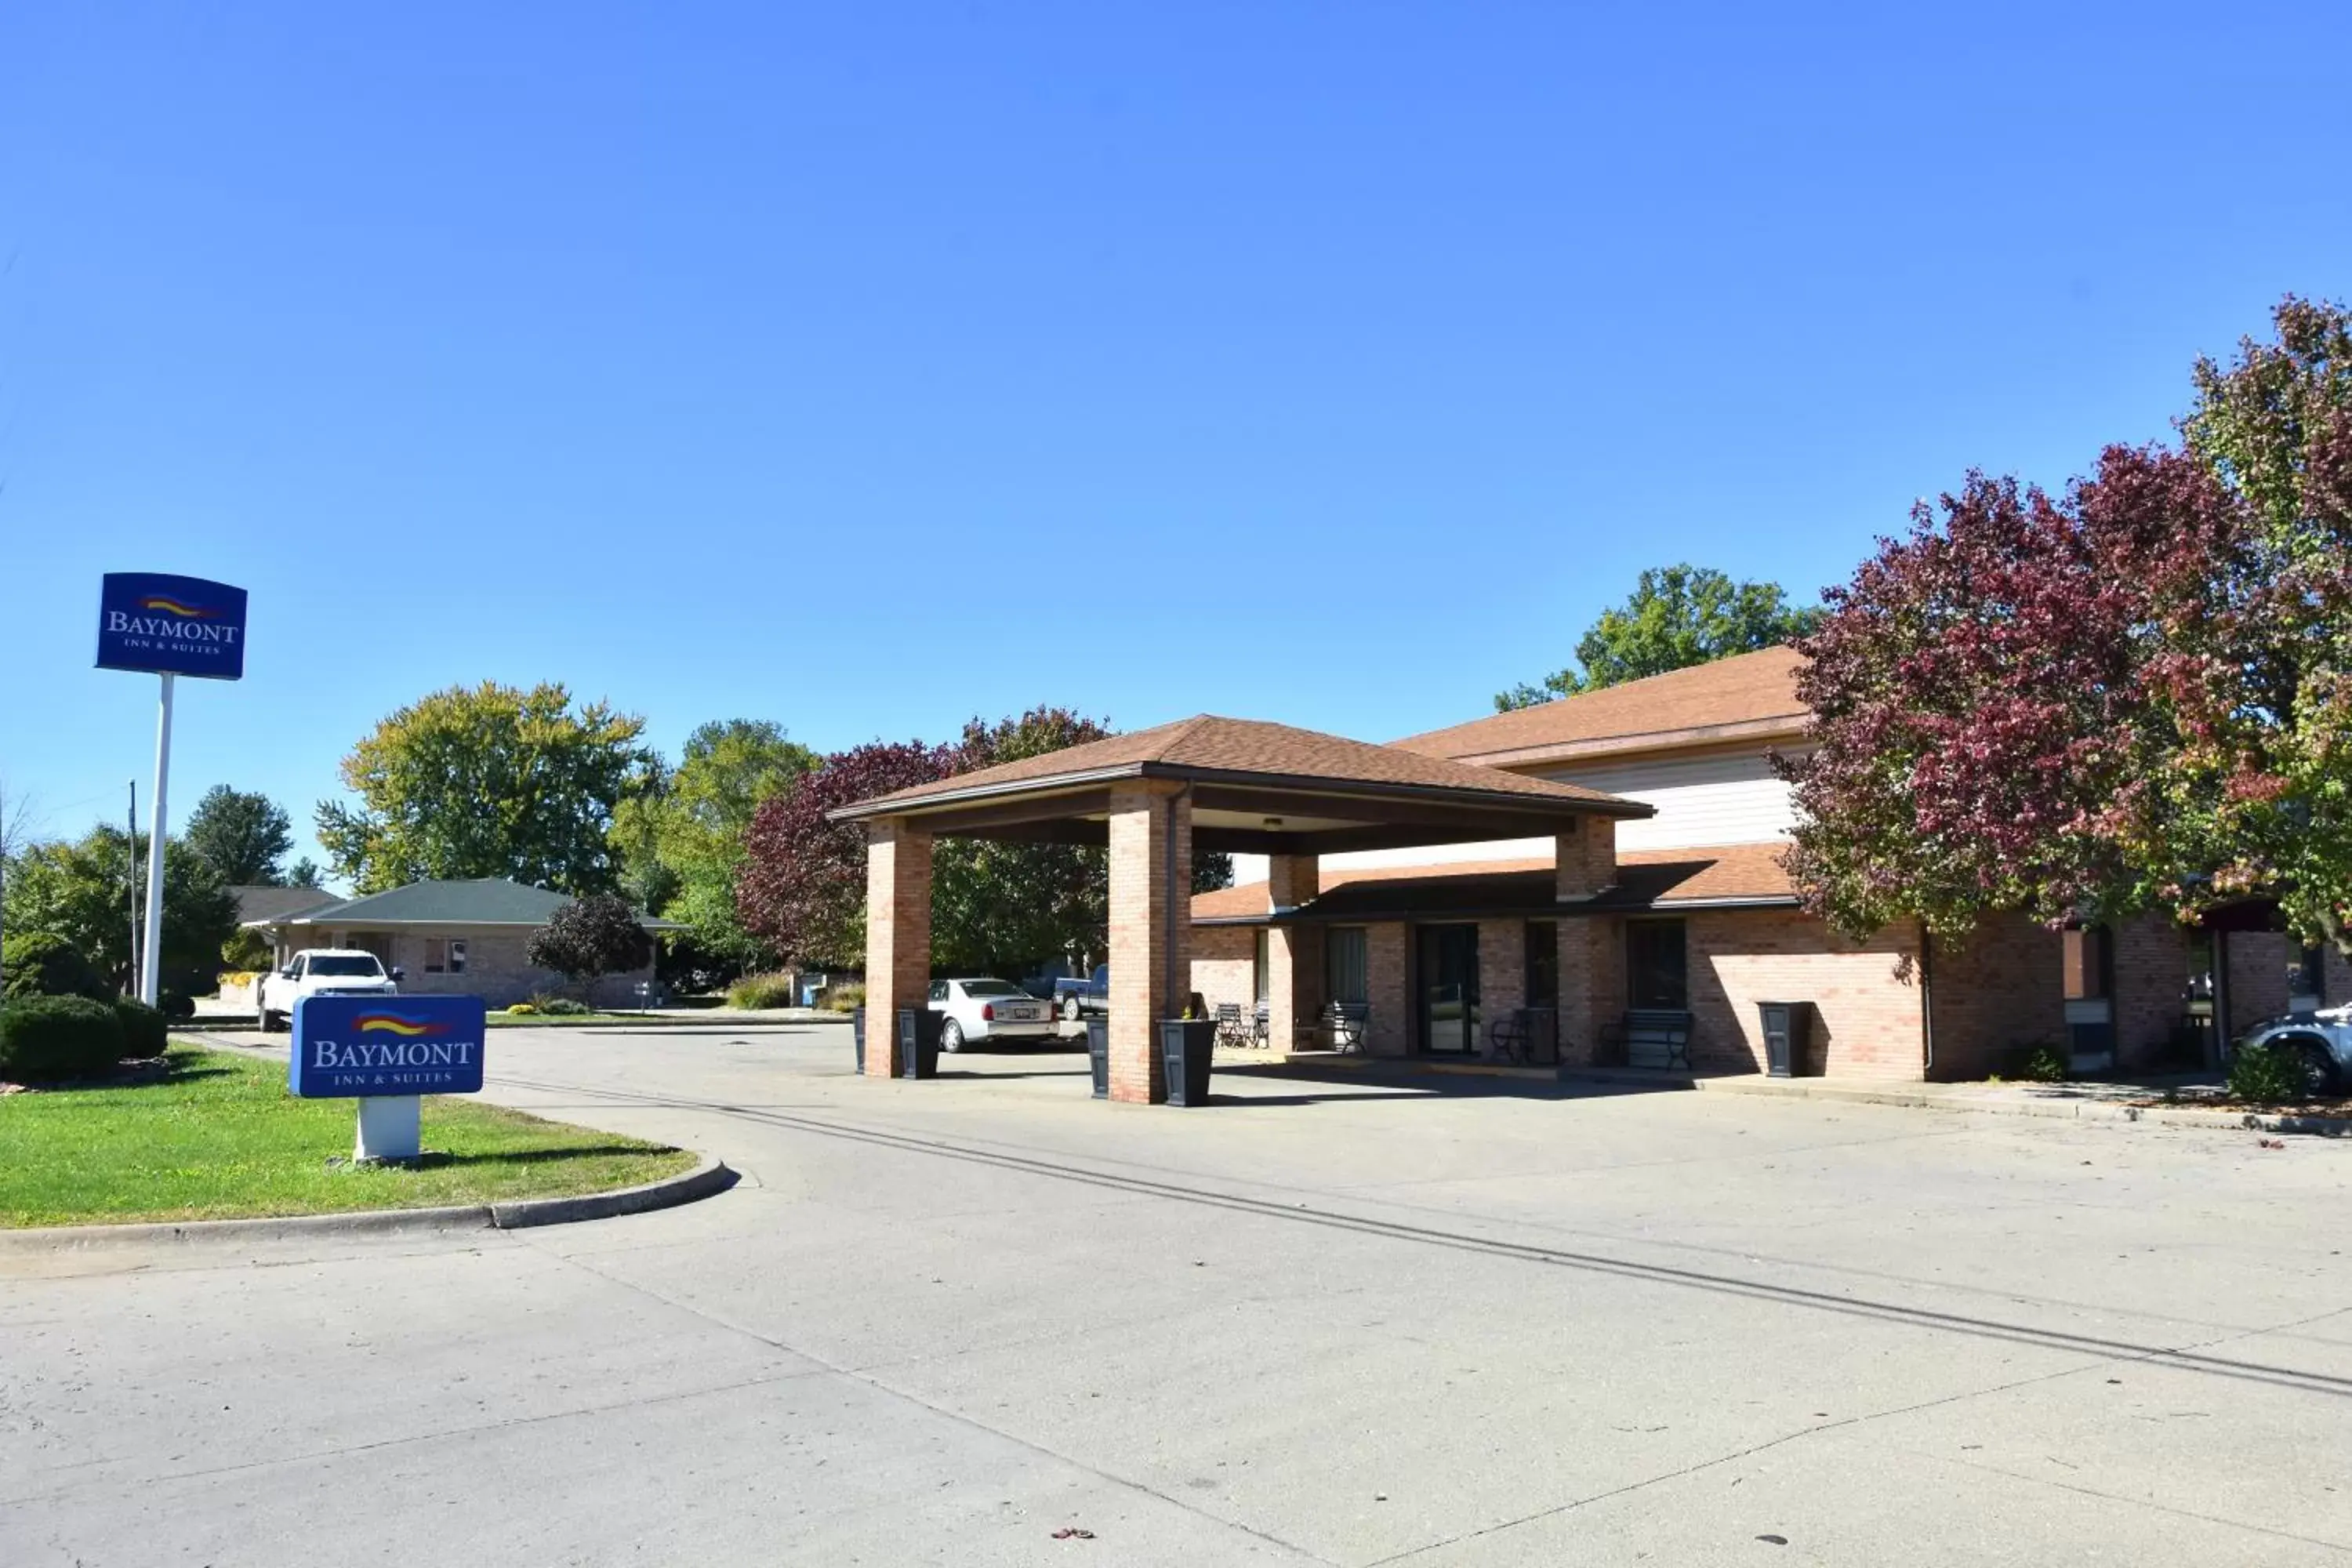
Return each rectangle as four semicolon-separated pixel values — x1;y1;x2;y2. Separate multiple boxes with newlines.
863;818;932;1079
1267;854;1320;1053
1106;782;1192;1103
1365;921;1409;1056
1555;819;1615;1065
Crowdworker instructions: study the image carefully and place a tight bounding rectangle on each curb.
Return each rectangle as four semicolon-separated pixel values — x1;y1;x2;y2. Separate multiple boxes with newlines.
0;1156;736;1254
1570;1069;2352;1138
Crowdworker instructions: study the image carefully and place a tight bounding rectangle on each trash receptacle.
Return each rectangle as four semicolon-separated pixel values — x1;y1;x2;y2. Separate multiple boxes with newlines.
896;1007;943;1080
1084;1017;1109;1099
1758;1000;1810;1077
851;1006;866;1073
1160;1018;1216;1106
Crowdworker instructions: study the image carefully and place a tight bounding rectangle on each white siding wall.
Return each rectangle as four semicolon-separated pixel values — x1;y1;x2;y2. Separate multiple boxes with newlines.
1225;746;1799;887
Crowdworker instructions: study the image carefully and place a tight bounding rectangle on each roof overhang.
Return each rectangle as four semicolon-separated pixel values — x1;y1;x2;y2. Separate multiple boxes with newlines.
1438;714;1811;771
829;760;1651;856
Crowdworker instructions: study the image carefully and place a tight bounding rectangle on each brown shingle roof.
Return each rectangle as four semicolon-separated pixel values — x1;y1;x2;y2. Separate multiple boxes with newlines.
1192;842;1797;922
1392;647;1809;763
834;715;1649;818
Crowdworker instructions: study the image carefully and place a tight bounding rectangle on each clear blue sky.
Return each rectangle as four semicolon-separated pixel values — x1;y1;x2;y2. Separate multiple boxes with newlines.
3;2;2346;880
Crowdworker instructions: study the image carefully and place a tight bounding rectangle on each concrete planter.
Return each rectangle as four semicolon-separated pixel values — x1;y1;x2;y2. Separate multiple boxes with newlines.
1160;1018;1216;1106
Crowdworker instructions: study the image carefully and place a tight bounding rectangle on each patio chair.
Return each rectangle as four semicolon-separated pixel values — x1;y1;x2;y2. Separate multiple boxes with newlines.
1213;1003;1250;1050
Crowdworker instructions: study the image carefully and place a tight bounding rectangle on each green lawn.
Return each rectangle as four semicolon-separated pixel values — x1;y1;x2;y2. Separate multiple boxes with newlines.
0;1044;697;1229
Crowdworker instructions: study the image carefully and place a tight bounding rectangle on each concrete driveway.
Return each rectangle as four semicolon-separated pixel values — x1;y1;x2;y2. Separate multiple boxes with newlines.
7;1025;2352;1566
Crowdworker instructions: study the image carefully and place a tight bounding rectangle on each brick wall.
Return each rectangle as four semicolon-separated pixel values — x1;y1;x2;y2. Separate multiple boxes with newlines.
344;928;655;1010
1192;926;1256;1018
2111;913;2191;1069
2328;945;2352;1009
1477;920;1526;1029
1686;910;1925;1079
1926;914;2063;1080
2226;931;2295;1033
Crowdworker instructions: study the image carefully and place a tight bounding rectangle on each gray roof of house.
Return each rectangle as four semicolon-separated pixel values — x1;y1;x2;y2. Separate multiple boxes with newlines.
232;884;345;924
263;878;682;930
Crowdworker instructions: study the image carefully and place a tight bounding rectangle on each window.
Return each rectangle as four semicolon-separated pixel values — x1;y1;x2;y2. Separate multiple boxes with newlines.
1254;930;1271;1005
1626;919;1688;1010
448;939;466;975
426;939;446;974
960;980;1025;998
2061;927;2111;1000
1524;921;1559;1009
1326;927;1369;1004
2292;945;2325;1004
308;954;385;978
927;981;949;1004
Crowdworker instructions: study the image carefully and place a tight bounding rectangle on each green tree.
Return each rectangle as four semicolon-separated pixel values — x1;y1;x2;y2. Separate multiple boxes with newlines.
285;857;326;890
316;682;651;895
2170;295;2352;954
1495;564;1824;710
183;785;294;885
0;826;238;996
610;720;819;979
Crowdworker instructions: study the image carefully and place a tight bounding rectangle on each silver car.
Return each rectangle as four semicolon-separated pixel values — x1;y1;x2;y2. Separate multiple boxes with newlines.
927;978;1056;1052
2233;1004;2352;1095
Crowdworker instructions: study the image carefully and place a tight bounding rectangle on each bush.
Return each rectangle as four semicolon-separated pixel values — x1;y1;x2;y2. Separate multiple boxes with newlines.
2228;1041;2311;1105
158;989;195;1022
221;924;275;972
527;993;594;1017
0;996;128;1083
2018;1044;2068;1083
112;997;169;1060
1;932;111;1003
505;1001;539;1016
727;971;797;1009
820;982;864;1014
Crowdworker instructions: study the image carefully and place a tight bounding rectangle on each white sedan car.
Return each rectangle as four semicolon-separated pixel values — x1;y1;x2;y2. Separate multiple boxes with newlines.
927;978;1056;1051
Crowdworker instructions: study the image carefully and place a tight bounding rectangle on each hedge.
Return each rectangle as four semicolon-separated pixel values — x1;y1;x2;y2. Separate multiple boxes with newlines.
0;996;128;1083
1;931;111;1003
112;997;170;1060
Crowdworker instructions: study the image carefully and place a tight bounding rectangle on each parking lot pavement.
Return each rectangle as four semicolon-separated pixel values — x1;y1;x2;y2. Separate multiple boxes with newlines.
9;1025;2352;1566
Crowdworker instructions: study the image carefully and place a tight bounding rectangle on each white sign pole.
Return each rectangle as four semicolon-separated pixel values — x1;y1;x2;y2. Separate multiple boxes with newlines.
140;672;175;1007
354;1095;423;1163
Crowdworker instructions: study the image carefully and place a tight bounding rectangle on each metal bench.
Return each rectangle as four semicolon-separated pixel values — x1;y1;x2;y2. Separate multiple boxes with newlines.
1606;1008;1694;1070
1486;1005;1559;1065
1297;1000;1370;1053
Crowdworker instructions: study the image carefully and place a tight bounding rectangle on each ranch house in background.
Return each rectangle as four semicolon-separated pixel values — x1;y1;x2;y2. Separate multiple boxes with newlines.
241;877;679;1010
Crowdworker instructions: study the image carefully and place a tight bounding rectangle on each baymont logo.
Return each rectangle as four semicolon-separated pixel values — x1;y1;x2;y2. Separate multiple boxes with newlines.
138;594;215;617
354;1011;452;1037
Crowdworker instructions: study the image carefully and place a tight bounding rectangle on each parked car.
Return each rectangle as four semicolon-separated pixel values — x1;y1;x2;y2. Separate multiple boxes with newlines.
927;977;1056;1051
258;949;404;1032
1052;964;1110;1021
2231;1004;2352;1094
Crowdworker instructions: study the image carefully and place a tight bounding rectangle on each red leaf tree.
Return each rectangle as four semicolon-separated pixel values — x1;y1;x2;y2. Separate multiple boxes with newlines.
1781;445;2249;941
736;741;955;971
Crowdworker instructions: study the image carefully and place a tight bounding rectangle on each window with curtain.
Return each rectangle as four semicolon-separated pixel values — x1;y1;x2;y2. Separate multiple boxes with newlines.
1524;920;1559;1008
1325;927;1369;1004
2062;927;2111;1000
1626;919;1688;1010
1254;929;1271;1005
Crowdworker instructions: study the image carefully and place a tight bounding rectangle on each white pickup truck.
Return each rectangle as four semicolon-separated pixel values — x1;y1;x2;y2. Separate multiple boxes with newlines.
257;949;405;1032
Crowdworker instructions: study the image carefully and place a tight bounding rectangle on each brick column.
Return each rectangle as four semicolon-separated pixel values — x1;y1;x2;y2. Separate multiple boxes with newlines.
863;818;932;1079
1365;922;1410;1056
1266;854;1320;1053
1106;782;1192;1103
1478;920;1526;1055
1555;818;1616;1065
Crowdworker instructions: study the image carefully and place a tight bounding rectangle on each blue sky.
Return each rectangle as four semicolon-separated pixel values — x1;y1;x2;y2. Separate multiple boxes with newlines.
3;2;2346;880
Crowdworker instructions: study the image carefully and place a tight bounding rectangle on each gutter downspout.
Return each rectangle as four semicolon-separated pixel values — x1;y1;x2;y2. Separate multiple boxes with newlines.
1166;782;1193;1016
1918;921;1935;1079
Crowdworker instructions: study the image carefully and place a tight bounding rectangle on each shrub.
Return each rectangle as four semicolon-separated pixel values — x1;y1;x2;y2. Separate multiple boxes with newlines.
820;981;865;1014
727;971;797;1009
2013;1048;2070;1086
535;996;593;1017
2228;1041;2310;1105
0;996;128;1083
158;989;195;1022
1;932;111;1003
112;997;170;1060
505;1001;539;1016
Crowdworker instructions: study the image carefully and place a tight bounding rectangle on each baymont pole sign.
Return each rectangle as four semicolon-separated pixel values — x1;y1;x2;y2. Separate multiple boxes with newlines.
93;572;249;1004
96;572;249;681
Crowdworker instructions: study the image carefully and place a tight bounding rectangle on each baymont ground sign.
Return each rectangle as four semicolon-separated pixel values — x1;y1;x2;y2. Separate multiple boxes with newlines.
291;996;488;1098
95;572;248;681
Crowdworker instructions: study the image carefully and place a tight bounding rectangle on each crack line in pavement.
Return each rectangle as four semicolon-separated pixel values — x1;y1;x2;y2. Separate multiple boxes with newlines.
1359;1305;2352;1563
488;1073;2352;1402
486;1069;2314;1347
524;1238;1341;1566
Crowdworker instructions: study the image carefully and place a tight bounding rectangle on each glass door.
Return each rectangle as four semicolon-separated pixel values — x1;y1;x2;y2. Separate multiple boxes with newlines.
1417;924;1480;1055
